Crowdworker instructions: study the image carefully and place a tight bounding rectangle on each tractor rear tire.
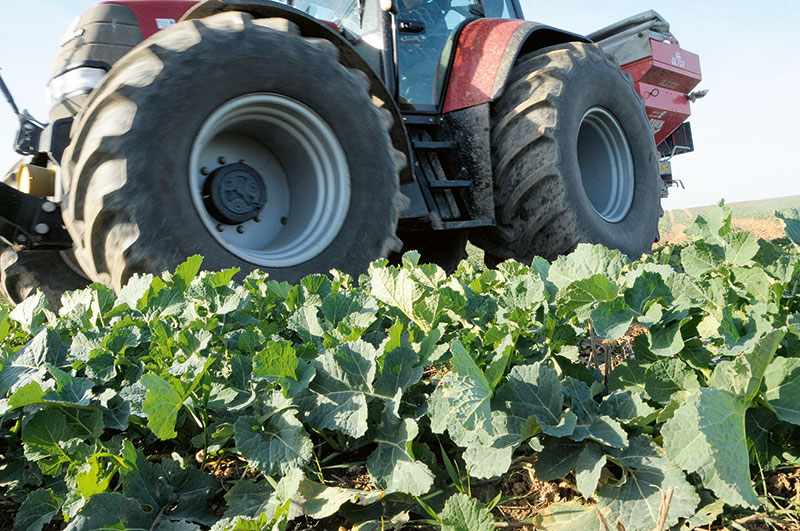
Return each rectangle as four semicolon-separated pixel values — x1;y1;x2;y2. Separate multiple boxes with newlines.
62;12;406;291
473;42;660;262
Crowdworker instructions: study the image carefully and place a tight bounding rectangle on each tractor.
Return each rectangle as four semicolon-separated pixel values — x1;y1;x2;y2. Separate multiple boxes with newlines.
0;0;702;306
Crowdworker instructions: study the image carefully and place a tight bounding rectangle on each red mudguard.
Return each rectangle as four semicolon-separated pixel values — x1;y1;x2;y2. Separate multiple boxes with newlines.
98;0;198;38
442;18;586;113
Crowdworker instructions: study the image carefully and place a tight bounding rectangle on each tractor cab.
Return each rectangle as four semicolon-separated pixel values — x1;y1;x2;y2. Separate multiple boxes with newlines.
288;0;521;109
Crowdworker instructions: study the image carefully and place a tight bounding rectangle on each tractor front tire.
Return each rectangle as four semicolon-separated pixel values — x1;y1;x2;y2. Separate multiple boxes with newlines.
473;42;660;262
62;12;405;291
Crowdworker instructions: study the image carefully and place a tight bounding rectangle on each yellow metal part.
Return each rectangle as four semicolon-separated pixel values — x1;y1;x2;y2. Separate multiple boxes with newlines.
16;164;56;197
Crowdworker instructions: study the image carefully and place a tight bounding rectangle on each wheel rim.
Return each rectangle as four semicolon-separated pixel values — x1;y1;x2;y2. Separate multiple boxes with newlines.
576;107;634;223
189;93;350;267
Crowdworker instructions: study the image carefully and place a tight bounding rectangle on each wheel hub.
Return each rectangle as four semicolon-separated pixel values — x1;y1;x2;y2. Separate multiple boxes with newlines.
203;162;266;224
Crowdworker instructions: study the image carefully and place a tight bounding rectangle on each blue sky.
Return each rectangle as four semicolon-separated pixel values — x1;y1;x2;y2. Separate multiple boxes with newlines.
0;0;798;209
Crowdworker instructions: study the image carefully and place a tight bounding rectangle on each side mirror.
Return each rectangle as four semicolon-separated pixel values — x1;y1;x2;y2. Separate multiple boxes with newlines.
380;0;396;14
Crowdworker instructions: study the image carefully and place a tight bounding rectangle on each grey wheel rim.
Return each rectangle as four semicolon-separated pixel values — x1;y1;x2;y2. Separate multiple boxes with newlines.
189;93;350;267
577;107;634;223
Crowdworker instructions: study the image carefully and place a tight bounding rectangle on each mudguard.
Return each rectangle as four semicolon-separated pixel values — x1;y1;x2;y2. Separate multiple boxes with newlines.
442;18;588;113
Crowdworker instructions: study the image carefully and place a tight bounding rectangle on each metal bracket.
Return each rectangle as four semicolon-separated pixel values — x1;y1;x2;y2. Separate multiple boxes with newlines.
0;181;72;250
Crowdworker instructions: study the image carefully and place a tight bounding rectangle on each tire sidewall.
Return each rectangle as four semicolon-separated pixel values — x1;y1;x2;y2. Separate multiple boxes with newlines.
555;49;660;257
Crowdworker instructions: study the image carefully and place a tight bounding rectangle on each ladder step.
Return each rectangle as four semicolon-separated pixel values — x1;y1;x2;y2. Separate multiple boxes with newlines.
412;140;458;150
428;180;472;189
439;219;495;230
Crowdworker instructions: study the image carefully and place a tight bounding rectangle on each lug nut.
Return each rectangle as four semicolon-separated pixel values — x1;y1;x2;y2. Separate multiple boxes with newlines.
201;167;209;176
41;201;57;213
280;216;288;225
218;156;227;165
34;223;50;235
254;215;261;222
237;225;245;234
216;224;224;232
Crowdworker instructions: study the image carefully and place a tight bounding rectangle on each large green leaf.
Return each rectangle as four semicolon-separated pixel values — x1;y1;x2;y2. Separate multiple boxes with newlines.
14;488;62;531
234;394;312;476
495;362;575;437
439;493;494;531
548;244;628;290
298;341;378;438
366;407;434;495
65;493;153;531
763;356;800;425
662;388;759;507
597;436;699;530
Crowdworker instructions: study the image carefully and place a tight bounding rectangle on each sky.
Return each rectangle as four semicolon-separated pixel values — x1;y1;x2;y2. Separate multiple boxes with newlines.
0;0;798;210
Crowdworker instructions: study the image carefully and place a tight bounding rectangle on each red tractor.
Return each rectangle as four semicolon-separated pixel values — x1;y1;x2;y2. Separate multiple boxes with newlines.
0;0;701;304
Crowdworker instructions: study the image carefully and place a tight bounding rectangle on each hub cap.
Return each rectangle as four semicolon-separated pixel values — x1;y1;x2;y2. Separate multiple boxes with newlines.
189;93;350;267
577;107;635;223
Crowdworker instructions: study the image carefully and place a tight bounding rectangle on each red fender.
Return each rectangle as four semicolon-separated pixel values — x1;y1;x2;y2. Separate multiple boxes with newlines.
443;18;587;113
98;1;199;38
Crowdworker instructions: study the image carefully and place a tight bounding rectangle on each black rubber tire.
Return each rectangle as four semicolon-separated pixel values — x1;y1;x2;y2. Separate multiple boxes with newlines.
394;229;469;274
62;12;406;291
0;162;89;308
472;42;661;262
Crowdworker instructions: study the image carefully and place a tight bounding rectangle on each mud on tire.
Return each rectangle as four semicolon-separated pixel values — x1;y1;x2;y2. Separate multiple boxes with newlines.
472;42;661;263
62;12;406;291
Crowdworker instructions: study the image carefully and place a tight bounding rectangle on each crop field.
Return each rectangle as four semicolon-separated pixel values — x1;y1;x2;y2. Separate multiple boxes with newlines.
0;203;798;530
659;196;800;245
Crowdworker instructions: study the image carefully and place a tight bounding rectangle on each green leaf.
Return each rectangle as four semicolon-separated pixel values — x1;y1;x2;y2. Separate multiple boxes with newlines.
590;300;634;340
533;501;602;530
647;321;684;357
548;244;628;290
172;255;203;290
65;492;153;530
223;481;275;518
298;341;378;438
0;329;68;397
120;441;218;525
234;394;312;476
23;408;103;470
662;388;759;507
495;363;574;437
563;378;628;449
680;241;723;278
776;209;800;245
369;266;429;330
9;291;52;334
686;202;731;244
253;340;298;382
644;358;700;404
141;374;186;440
556;274;619;317
450;340;491;392
429;372;493;447
723;231;759;265
297;479;382;520
534;439;583;481
709;330;784;402
14;488;62;531
373;346;423;398
439;493;494;531
597;436;699;530
367;408;434;495
574;443;605;499
598;390;657;427
763;356;800;425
